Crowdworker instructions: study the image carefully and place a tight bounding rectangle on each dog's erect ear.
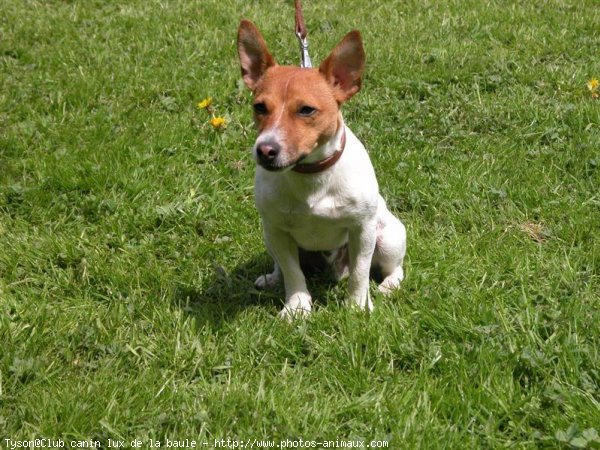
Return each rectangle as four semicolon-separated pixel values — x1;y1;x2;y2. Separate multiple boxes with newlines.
319;30;365;102
237;20;276;91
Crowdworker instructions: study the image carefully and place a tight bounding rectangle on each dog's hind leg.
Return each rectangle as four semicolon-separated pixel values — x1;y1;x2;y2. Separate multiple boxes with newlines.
322;245;349;281
255;262;281;289
372;198;406;294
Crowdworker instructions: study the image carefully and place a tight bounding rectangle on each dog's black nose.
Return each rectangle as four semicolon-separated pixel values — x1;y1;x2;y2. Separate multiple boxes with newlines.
256;141;281;164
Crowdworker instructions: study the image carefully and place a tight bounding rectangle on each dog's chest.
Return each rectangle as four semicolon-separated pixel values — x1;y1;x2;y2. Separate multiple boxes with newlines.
258;189;358;251
254;137;379;251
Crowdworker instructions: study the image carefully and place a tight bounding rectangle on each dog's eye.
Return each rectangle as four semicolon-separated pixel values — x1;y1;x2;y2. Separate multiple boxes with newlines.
298;105;317;117
253;102;268;115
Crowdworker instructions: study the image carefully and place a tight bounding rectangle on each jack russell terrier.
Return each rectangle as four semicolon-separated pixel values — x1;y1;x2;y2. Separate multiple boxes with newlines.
237;20;406;319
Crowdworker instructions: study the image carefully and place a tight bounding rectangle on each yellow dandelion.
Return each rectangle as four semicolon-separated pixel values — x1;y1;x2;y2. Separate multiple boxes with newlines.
587;78;599;92
210;117;226;129
197;97;213;109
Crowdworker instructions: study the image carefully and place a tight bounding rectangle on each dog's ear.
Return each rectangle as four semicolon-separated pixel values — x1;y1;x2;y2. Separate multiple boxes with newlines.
319;30;365;102
238;20;276;91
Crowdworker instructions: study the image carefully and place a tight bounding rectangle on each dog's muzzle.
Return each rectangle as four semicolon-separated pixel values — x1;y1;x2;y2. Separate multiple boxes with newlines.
255;140;295;171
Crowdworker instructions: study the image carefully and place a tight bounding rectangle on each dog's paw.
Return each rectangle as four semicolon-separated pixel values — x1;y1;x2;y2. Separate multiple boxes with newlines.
378;268;404;295
333;264;349;282
254;272;280;289
279;293;312;321
278;306;311;322
348;290;374;312
378;281;399;295
377;282;395;295
325;246;349;281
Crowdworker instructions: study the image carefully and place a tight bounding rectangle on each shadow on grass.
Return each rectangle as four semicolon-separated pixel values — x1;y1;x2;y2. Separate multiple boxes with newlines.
173;252;341;331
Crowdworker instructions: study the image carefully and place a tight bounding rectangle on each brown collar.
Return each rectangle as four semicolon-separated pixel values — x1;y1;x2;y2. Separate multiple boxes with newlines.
292;129;346;174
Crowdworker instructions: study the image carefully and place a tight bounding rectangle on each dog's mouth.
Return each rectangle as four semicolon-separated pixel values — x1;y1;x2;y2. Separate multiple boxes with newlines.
258;162;290;172
257;154;308;172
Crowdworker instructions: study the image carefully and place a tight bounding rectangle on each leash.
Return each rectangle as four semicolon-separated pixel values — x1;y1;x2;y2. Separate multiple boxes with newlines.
291;0;348;174
295;0;312;68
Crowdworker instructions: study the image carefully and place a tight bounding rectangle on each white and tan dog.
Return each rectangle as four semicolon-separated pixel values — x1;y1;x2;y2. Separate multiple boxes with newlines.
237;20;406;319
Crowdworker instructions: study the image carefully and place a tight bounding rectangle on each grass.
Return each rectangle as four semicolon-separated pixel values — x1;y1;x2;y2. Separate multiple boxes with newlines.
1;0;599;447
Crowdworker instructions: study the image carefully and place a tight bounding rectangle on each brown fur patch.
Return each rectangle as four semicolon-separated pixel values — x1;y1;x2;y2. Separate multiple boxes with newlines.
252;66;340;163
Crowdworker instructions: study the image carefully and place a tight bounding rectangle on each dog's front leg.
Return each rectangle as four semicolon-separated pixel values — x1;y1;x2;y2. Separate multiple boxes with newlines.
263;226;312;319
347;220;377;311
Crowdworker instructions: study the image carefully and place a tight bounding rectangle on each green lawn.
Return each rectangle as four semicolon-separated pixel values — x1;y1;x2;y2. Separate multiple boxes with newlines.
1;0;599;447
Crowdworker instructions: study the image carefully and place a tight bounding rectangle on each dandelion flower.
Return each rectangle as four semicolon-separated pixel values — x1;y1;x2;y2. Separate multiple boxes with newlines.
197;97;213;109
588;79;599;99
210;117;226;129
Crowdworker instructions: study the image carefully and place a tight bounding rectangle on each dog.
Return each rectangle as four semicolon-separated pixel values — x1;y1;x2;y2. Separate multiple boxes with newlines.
237;20;406;319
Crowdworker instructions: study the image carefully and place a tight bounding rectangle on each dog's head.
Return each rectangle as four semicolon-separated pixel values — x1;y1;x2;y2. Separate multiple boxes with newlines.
237;20;365;172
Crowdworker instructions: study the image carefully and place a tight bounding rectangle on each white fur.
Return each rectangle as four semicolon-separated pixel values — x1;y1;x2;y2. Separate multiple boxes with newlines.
254;116;406;319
